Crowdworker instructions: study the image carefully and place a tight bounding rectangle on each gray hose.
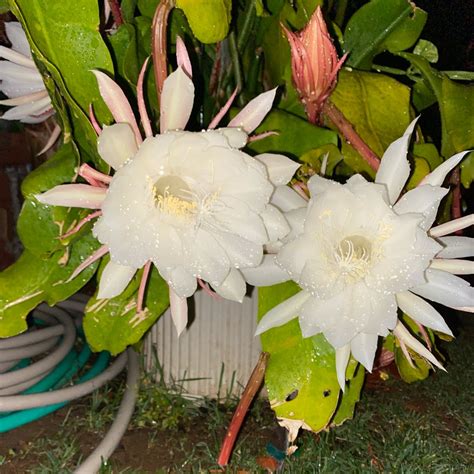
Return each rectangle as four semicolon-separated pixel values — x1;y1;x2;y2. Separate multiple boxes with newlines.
74;349;139;474
0;298;140;474
0;336;60;362
0;307;75;389
0;324;64;350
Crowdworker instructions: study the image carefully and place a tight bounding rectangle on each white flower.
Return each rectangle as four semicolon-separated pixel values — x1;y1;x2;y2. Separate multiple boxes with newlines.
256;119;474;390
36;39;300;334
0;22;53;123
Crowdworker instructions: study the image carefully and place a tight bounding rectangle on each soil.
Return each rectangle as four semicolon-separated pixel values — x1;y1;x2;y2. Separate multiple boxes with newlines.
0;400;279;473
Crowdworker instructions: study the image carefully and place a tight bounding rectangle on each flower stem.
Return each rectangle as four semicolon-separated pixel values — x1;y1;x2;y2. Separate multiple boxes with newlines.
322;100;380;172
217;351;270;467
152;0;175;98
229;30;243;98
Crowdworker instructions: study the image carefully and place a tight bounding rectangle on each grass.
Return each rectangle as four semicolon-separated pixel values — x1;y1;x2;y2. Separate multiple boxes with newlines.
1;316;473;473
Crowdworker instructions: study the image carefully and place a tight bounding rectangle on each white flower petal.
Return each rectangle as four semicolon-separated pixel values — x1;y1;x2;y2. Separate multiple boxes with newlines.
436;236;474;259
169;266;197;298
255;153;300;186
396;291;453;336
217;127;248;149
411;269;474;310
0;45;35;68
255;290;310;335
241;254;290;286
393;185;448;230
160;67;194;132
393;321;445;370
36;184;107;209
97;261;136;299
169;287;188;337
429;258;474;275
421;151;470;186
271;185;307;212
335;345;350;392
5;22;31;57
228;88;277;133
350;333;378;372
307;174;342;197
1;95;51;121
375;117;418;204
430;214;474;237
98;123;138;170
261;204;290;242
213;231;263;269
0;89;48;106
212;268;246;302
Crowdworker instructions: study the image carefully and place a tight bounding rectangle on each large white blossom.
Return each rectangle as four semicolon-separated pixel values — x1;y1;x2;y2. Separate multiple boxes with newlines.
36;40;300;334
0;22;53;123
255;119;474;389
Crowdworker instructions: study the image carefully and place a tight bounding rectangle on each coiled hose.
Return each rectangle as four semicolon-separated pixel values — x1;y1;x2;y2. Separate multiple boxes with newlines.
0;297;139;473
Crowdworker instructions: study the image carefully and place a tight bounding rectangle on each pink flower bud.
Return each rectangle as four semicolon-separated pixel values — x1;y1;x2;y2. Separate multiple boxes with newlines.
283;6;346;124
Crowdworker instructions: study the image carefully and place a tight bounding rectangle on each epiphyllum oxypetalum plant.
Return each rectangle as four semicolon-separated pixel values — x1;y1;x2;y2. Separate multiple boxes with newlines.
256;119;474;390
36;38;300;334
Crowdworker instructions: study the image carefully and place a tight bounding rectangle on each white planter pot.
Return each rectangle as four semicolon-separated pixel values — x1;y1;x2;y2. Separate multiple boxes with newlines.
144;290;261;397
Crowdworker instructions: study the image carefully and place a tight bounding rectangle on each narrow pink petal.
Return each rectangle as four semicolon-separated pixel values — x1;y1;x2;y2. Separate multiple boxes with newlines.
35;184;107;209
137;58;153;138
160;67;194;133
92;70;142;144
208;88;238;130
430;214;474;237
137;261;152;313
169;287;188;337
67;245;108;282
61;210;102;239
89;104;102;136
198;278;220;299
78;163;112;185
248;131;279;142
228;88;277;133
393;321;445;370
176;36;192;78
37;123;62;156
398;338;415;368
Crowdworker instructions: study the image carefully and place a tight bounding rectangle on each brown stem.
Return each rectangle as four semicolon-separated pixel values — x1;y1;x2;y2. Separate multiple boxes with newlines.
151;0;175;99
217;352;270;467
450;167;463;235
322;100;380;172
107;0;124;26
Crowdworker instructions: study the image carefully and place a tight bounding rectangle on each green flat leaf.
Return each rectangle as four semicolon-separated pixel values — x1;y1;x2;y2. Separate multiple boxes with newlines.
247;109;337;158
299;144;342;176
400;53;474;187
137;0;158;17
330;69;411;177
108;24;140;88
0;0;9;13
121;0;138;22
413;39;438;64
344;0;426;70
395;346;430;383
0;235;100;338
259;282;362;433
83;265;169;355
17;143;86;257
330;363;365;426
176;0;231;43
